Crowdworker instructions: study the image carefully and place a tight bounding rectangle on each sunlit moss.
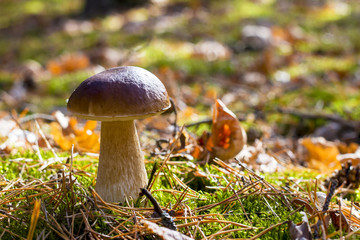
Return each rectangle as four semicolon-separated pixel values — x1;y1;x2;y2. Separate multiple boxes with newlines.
280;56;356;79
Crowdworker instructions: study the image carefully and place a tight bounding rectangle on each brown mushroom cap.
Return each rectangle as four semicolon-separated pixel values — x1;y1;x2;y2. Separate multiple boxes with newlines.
67;66;171;121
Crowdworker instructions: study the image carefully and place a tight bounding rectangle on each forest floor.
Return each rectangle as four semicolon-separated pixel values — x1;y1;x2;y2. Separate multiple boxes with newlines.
0;0;360;239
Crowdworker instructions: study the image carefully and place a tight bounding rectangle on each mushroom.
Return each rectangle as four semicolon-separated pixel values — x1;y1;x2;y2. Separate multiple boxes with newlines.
67;66;170;202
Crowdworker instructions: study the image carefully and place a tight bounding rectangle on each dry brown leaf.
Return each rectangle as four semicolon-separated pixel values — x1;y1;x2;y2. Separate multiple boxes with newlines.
291;198;315;215
329;210;350;232
288;219;312;240
191;144;204;159
142;220;193;240
206;99;247;161
300;137;341;172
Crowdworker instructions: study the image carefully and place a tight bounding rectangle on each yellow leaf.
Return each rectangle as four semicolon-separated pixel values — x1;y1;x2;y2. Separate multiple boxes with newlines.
300;137;341;172
51;116;100;153
50;122;74;151
47;53;90;76
83;120;97;131
27;199;41;240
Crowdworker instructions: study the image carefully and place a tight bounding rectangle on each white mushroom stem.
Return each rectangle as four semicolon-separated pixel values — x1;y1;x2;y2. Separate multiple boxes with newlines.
95;120;148;202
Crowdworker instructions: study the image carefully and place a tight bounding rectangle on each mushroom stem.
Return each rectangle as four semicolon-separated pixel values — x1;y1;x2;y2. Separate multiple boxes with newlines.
95;120;148;202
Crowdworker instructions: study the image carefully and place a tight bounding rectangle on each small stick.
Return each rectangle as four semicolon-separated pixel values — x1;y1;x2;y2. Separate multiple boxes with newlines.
35;120;61;171
314;179;338;238
169;98;178;137
146;161;158;190
323;179;338;212
19;113;55;124
140;188;177;231
140;188;162;216
9;111;34;151
185;115;247;128
277;107;360;131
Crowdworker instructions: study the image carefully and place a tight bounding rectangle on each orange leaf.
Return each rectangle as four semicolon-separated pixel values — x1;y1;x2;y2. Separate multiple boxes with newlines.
207;99;247;161
50;122;74;151
46;53;90;76
47;61;63;75
27;199;41;240
300;137;341;172
51;114;100;153
191;145;203;159
83;120;97;131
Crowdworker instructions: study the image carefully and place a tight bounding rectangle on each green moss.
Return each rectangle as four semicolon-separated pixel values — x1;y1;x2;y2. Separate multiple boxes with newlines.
279;56;356;79
47;71;92;96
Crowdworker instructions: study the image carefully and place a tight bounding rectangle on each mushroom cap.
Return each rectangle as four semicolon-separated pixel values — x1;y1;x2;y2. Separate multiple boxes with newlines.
67;66;171;121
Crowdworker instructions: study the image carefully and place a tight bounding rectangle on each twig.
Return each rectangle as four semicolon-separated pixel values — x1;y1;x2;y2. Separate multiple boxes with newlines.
277;107;360;131
208;224;231;240
314;179;338;239
339;196;343;239
19;113;55;124
344;228;360;239
169;98;178;137
140;188;177;231
35;120;61;171
0;227;26;240
323;179;338;212
193;216;206;239
185;115;246;128
9;111;34;151
146;161;158;190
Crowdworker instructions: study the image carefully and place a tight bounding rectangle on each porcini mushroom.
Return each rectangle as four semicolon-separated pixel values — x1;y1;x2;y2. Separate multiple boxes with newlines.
67;66;170;202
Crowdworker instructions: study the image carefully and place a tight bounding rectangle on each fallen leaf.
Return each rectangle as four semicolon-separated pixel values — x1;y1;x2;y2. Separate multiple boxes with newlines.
47;53;90;76
27;199;41;240
338;142;359;154
141;220;193;240
300;137;341;172
329;210;350;232
291;198;315;215
288;219;312;240
191;144;204;159
206;99;247;161
50;111;100;153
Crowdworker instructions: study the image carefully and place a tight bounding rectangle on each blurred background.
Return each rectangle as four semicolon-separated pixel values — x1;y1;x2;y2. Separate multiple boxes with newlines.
1;0;360;140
